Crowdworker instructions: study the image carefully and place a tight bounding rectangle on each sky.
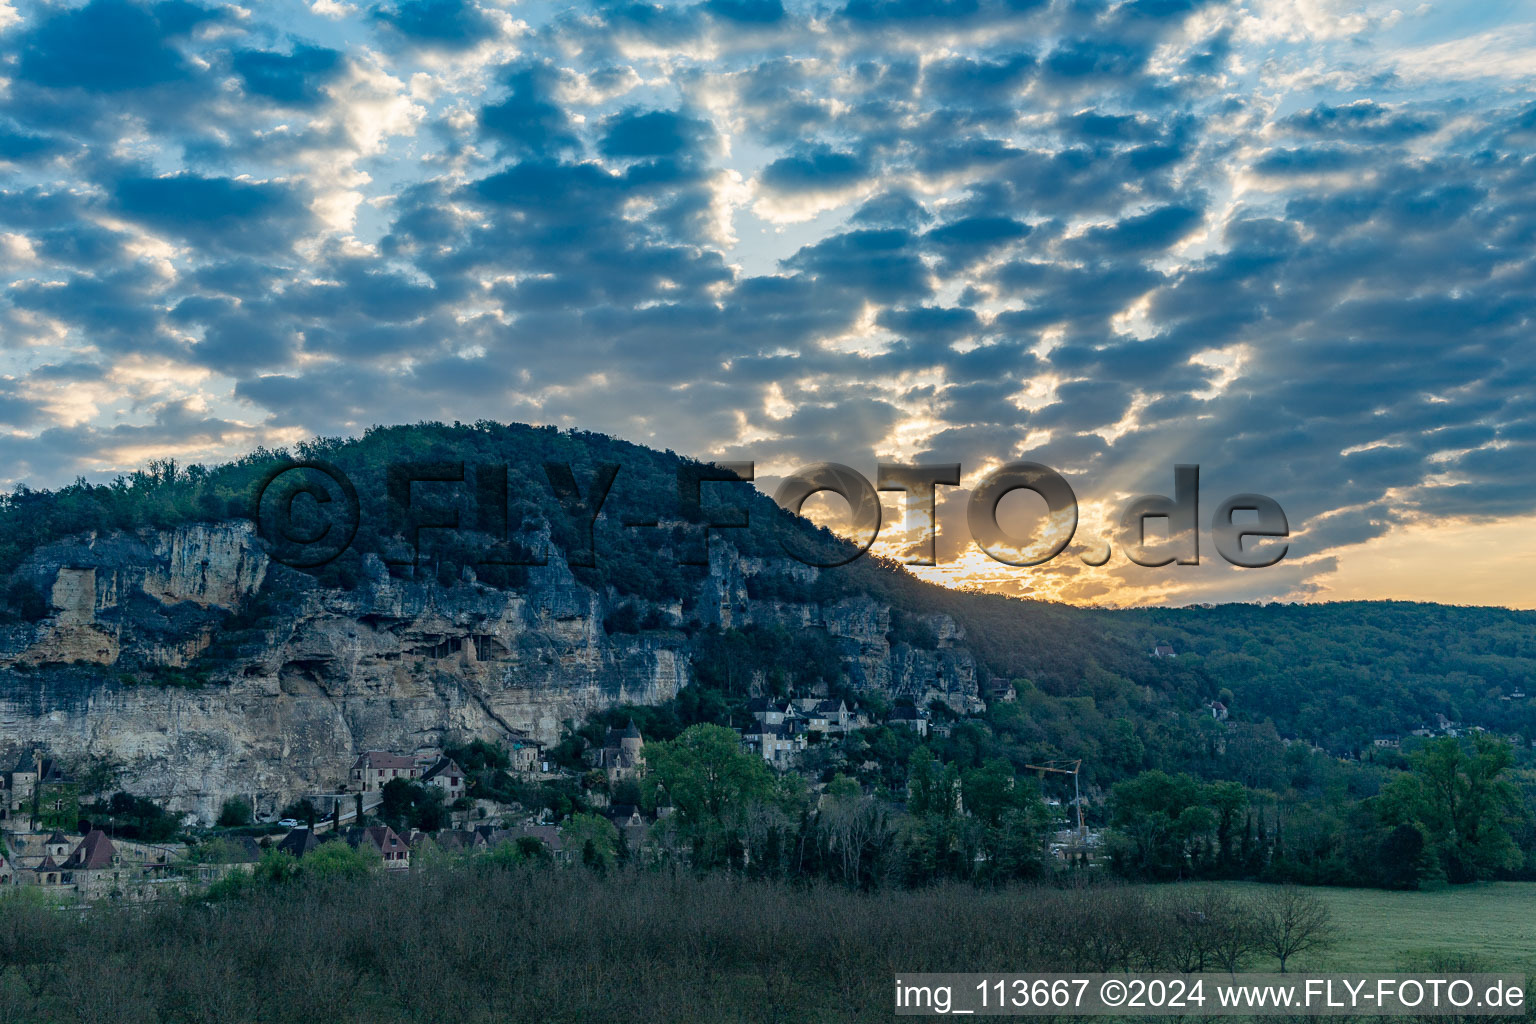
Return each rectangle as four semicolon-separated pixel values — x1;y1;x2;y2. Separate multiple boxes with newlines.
1;0;1534;608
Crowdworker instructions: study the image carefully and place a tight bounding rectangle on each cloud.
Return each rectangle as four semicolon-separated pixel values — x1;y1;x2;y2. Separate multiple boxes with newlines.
111;173;314;254
370;0;499;50
16;0;218;93
0;0;1531;607
232;44;346;108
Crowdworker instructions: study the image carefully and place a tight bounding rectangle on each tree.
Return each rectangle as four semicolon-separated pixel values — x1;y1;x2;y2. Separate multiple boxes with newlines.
562;813;620;873
1252;886;1335;972
1106;771;1215;880
645;724;780;868
1378;736;1522;883
482;835;553;868
1206;781;1248;874
1375;822;1427;890
217;796;253;828
818;775;889;886
906;747;959;821
302;841;377;880
281;798;318;825
380;778;449;832
960;758;1025;828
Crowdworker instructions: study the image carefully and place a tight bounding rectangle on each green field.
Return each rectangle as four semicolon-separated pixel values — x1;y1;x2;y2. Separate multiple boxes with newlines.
1211;881;1536;972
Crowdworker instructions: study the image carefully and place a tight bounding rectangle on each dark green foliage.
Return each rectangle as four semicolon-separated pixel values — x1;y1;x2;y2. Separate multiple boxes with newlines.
280;798;318;825
86;791;180;841
2;578;48;621
217;796;253;828
379;778;450;832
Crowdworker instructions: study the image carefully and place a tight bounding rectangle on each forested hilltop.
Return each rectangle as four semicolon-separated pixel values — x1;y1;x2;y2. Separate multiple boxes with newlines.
1;421;1533;890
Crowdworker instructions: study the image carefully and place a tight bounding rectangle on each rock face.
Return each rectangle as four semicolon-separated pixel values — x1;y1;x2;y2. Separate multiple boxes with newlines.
0;521;980;821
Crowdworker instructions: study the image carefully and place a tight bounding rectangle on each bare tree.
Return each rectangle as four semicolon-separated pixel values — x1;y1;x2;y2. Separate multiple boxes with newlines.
1253;885;1336;972
1158;888;1258;973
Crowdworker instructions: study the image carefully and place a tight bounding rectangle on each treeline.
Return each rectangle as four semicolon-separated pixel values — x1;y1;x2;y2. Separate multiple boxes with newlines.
0;862;1404;1024
1101;734;1529;888
0;420;861;606
528;688;1534;891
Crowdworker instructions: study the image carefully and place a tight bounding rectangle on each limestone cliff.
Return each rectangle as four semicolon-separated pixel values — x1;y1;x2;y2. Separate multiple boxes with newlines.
0;520;980;821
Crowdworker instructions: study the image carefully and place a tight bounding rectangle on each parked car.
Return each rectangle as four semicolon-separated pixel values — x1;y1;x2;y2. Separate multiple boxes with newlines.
277;818;301;828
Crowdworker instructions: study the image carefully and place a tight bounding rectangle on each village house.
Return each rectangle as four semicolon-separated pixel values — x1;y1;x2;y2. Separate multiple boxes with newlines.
431;828;488;855
25;829;129;896
1372;735;1400;749
1151;641;1176;657
747;698;810;733
43;829;71;860
603;804;650;850
804;699;861;734
510;743;542;773
276;828;322;859
1047;828;1104;867
506;824;571;864
2;749;76;826
888;706;929;737
345;825;411;868
350;752;420;792
191;837;262;882
745;696;784;725
984;680;1017;703
594;721;645;783
741;720;806;767
26;853;65;887
1206;700;1229;721
420;756;467;801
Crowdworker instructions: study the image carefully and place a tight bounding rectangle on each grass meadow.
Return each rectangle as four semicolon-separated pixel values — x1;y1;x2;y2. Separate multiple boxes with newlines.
1222;881;1536;973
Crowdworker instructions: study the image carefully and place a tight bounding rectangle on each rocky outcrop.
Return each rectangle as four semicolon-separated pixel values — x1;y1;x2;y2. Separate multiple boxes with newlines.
0;521;981;821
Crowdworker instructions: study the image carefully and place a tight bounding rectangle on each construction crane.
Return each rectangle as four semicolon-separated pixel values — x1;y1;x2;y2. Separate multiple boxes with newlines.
1025;759;1085;838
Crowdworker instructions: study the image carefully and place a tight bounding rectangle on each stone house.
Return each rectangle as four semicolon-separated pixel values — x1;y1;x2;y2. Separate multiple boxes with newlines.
510;743;542;773
43;830;71;861
350;752;419;792
346;825;410;869
2;749;77;827
594;721;644;783
26;853;66;887
431;829;488;854
602;804;650;851
984;680;1017;703
805;699;855;734
888;706;928;737
22;829;130;896
191;837;262;882
420;757;467;801
740;721;805;767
